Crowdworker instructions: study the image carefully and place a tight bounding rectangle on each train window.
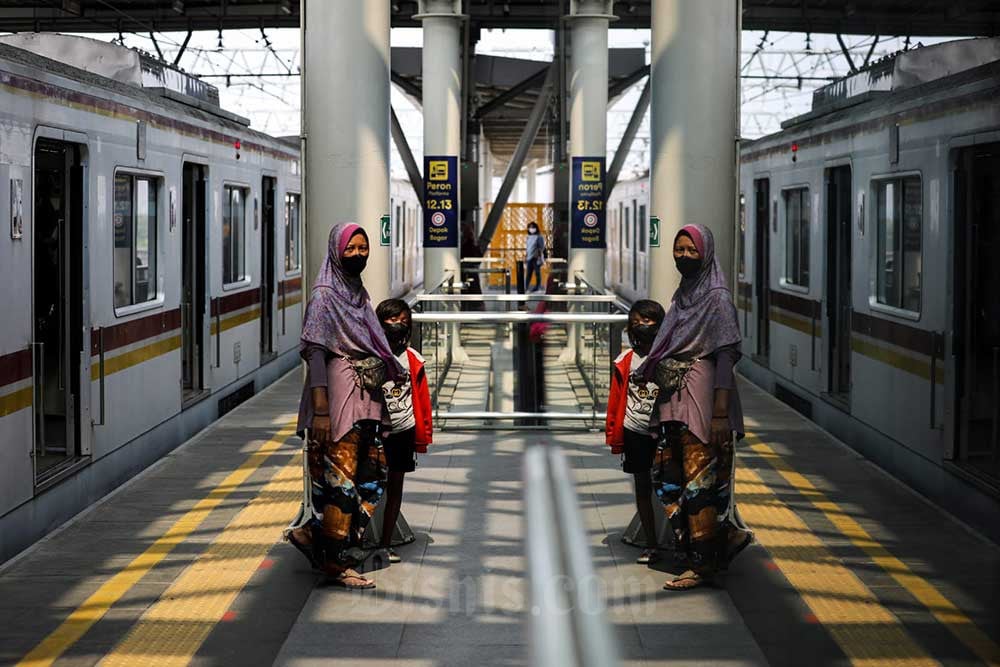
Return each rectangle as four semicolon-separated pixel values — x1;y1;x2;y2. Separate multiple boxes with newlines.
875;176;921;312
284;192;301;273
113;173;159;308
783;187;810;287
223;185;248;285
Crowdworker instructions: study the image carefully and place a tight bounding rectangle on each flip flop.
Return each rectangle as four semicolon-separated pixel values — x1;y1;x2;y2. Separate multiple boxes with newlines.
285;529;318;569
663;569;709;591
332;568;376;589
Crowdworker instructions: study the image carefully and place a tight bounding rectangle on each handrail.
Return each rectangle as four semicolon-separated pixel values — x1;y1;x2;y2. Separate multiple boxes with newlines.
437;410;606;420
525;445;619;667
412;312;628;324
424;270;457;295
460;257;505;264
417;294;618;303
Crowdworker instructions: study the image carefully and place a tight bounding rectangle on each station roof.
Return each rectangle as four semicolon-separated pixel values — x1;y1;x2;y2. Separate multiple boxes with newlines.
1;1;997;37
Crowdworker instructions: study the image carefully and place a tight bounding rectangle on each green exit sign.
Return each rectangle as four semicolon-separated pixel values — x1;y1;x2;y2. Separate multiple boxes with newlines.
649;215;660;248
380;214;390;246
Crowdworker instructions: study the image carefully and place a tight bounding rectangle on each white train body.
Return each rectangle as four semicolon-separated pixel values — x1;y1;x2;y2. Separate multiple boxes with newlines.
0;35;422;560
606;39;1000;537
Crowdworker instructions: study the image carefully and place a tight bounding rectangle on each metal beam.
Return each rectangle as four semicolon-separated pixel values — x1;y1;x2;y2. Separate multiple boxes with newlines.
390;70;422;102
836;33;859;73
475;66;548;118
173;30;192;66
477;65;556;252
608;64;650;101
606;76;650;195
389;106;425;208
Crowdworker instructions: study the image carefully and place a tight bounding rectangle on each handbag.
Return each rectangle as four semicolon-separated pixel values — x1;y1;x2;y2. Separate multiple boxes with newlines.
349;355;387;393
653;358;696;399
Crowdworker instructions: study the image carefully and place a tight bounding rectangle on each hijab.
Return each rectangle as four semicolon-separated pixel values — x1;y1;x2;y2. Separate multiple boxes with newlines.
300;222;405;379
638;224;741;378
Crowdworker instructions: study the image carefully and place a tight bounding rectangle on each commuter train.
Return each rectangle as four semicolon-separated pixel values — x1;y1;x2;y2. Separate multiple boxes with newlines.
608;38;1000;527
0;34;421;560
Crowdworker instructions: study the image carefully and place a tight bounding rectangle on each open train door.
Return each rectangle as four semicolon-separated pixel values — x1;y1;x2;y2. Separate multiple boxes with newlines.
32;136;90;485
953;143;1000;483
753;178;771;361
181;162;208;401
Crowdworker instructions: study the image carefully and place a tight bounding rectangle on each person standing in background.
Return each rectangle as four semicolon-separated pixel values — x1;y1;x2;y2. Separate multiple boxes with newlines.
524;221;545;292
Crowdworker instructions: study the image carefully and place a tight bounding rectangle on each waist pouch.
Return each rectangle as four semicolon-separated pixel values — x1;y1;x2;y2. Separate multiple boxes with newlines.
653;358;696;399
348;356;387;393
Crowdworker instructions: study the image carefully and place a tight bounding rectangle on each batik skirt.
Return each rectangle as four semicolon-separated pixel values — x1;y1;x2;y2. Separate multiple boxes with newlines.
306;420;387;572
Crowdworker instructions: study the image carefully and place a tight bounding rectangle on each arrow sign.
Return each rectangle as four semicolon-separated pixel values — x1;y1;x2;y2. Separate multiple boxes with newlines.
649;215;660;248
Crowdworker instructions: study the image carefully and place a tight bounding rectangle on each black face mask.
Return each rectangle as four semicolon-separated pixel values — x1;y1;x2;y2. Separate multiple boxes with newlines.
628;324;658;352
383;322;410;354
341;254;368;277
675;256;702;279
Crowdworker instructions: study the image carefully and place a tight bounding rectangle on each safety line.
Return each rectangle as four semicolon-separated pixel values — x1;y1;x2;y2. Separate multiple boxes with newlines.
745;435;1000;667
737;465;940;666
99;456;301;666
16;422;297;667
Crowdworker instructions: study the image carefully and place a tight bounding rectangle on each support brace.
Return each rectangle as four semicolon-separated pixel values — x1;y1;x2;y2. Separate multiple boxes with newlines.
390;106;425;207
477;65;556;252
606;76;650;195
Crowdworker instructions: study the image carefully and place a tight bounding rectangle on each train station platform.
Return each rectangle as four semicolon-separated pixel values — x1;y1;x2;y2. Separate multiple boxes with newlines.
1;368;999;667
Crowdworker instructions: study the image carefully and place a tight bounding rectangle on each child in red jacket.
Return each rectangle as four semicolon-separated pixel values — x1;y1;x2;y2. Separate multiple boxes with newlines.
376;299;433;563
606;299;665;564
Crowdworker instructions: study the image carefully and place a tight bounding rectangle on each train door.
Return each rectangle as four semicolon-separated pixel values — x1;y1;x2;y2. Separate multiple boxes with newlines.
825;165;853;398
638;203;647;295
181;163;207;399
32;139;86;481
753;178;771;359
260;176;276;361
954;143;1000;482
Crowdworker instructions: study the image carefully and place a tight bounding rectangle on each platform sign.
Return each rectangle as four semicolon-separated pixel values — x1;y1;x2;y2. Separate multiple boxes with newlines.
649;215;660;248
423;155;458;247
570;156;605;248
380;214;391;246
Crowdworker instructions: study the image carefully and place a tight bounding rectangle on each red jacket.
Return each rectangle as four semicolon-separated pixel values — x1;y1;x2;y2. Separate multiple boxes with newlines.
407;348;433;452
605;349;634;455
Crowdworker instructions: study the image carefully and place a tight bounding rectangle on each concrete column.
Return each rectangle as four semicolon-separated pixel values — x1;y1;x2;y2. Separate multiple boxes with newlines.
302;0;391;303
567;0;614;292
649;0;741;304
417;0;463;288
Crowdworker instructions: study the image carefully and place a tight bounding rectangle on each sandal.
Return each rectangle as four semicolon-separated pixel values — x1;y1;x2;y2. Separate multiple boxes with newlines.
285;528;318;569
636;548;658;564
663;569;709;591
331;568;376;590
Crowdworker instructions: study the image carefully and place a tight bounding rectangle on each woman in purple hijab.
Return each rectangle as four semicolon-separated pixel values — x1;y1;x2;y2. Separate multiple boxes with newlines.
285;222;404;589
637;224;752;590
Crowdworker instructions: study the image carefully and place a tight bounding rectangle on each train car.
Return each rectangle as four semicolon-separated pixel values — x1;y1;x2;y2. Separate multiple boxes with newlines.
737;37;1000;509
605;175;650;302
607;38;1000;533
0;34;303;561
389;178;424;295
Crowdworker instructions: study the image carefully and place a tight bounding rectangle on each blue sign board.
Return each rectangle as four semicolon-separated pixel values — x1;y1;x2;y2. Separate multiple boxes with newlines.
423;155;458;248
570;156;605;248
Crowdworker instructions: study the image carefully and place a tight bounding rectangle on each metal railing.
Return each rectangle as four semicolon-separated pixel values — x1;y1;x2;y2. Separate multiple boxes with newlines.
525;445;619;667
412;309;625;425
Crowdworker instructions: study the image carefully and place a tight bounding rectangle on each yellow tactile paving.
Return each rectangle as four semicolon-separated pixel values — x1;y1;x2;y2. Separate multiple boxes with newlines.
746;436;1000;667
16;423;296;667
737;465;941;666
98;455;302;667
